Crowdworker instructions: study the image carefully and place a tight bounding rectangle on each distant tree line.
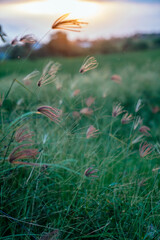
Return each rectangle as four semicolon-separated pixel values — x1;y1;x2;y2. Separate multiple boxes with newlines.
1;32;160;59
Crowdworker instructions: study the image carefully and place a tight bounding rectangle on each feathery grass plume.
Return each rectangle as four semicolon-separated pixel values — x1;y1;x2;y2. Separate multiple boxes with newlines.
121;112;133;124
23;70;39;85
86;125;99;139
139;141;153;158
135;99;143;113
80;107;93;116
133;116;142;130
132;135;144;145
52;13;88;32
0;94;4;107
139;125;151;136
14;127;33;143
73;89;80;97
112;103;124;117
111;74;122;84
8;144;39;163
19;34;37;44
37;61;60;87
79;56;98;73
11;37;18;46
84;167;98;178
86;96;95;107
37;106;61;123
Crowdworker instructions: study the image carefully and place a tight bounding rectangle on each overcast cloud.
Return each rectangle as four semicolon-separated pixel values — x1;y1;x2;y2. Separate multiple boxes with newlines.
0;0;44;4
1;0;160;3
80;0;160;2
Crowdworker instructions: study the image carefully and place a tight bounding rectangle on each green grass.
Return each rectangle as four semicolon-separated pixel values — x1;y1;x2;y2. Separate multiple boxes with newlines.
0;49;160;239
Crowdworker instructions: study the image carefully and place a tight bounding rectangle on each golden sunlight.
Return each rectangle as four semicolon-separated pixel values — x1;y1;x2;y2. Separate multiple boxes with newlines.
11;0;100;20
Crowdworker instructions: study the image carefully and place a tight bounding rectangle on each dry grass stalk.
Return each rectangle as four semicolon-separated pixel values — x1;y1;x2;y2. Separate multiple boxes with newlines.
37;61;60;87
52;13;88;32
37;106;61;123
79;56;98;73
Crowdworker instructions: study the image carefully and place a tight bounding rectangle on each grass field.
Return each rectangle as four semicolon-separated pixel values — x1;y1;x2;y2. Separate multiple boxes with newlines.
0;49;160;239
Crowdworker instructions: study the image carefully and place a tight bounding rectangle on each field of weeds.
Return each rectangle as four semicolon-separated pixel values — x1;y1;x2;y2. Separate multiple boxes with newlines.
0;49;160;239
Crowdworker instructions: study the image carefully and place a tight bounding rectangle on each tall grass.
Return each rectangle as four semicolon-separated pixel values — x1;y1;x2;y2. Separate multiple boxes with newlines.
0;49;160;239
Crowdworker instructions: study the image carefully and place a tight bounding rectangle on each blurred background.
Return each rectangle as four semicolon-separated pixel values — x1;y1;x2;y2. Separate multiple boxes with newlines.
0;0;160;59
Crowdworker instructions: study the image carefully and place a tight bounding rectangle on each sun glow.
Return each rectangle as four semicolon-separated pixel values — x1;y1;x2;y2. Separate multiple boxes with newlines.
10;0;100;20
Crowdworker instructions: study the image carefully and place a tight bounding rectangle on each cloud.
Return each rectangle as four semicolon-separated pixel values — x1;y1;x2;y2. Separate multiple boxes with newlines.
0;0;45;4
80;0;160;3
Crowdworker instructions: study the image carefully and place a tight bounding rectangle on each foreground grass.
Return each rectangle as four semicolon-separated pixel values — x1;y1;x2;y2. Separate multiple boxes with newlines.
0;50;160;239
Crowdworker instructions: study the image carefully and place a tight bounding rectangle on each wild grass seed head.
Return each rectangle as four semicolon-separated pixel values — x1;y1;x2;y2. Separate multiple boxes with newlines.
8;144;39;163
73;89;80;97
112;103;124;117
139;141;153;158
11;37;18;46
85;96;95;107
135;99;143;113
80;107;93;116
133;116;143;130
139;125;151;136
37;106;61;123
84;167;98;178
86;125;99;139
20;34;37;44
79;56;98;73
121;112;133;124
14;127;33;143
37;61;60;87
52;13;88;32
23;70;39;85
111;74;122;84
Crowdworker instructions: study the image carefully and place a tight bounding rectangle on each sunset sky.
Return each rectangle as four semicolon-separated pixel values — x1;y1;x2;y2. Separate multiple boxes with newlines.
0;0;160;45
